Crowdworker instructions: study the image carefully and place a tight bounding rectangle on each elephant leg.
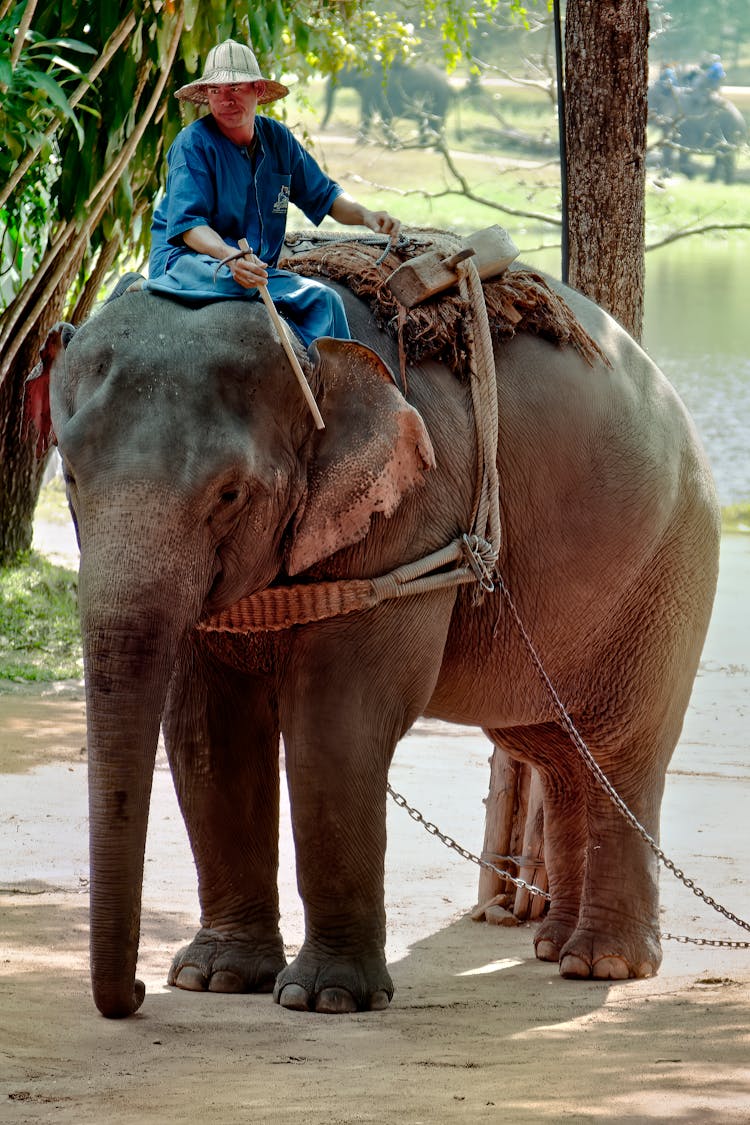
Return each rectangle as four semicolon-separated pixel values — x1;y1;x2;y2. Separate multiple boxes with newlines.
274;594;455;1014
556;740;666;981
162;639;286;993
487;724;588;961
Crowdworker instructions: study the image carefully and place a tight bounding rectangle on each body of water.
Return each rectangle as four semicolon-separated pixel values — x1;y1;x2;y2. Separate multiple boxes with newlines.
643;239;750;507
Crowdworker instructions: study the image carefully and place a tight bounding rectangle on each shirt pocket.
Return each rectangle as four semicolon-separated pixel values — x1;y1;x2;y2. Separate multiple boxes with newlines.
267;173;292;218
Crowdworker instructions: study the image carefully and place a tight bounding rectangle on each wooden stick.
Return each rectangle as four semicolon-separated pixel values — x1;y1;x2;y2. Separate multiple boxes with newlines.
238;239;325;430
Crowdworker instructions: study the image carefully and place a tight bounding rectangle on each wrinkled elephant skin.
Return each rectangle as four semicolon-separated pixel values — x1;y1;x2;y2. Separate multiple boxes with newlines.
37;273;719;1018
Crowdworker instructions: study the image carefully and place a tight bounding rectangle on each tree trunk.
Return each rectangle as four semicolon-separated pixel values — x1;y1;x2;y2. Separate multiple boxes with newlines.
0;343;48;562
478;4;650;917
0;253;84;565
563;0;649;340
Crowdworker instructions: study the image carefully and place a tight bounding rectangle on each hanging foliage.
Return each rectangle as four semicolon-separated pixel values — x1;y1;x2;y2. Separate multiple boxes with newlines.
0;0;508;564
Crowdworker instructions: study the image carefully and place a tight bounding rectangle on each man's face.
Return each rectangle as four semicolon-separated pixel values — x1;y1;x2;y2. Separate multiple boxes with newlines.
206;82;260;136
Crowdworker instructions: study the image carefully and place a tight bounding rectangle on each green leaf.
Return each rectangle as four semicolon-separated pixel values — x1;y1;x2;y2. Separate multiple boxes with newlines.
27;37;97;56
32;71;85;146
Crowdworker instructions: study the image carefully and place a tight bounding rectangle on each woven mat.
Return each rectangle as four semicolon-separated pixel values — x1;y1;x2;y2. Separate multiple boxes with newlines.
279;234;609;377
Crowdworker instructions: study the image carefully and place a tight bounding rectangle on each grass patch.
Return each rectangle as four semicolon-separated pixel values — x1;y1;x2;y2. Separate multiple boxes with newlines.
721;503;750;534
0;552;83;682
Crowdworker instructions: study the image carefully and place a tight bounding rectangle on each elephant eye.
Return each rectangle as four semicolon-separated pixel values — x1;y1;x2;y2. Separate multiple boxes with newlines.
209;481;247;533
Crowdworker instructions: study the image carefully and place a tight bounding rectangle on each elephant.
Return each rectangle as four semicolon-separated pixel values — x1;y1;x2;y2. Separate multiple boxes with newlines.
648;83;748;183
30;261;719;1019
321;60;452;145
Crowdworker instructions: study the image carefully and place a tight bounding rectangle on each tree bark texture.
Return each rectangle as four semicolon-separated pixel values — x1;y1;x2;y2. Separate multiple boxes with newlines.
564;0;649;340
0;260;81;565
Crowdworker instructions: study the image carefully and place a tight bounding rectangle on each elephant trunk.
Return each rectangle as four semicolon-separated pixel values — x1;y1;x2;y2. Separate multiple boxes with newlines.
84;610;178;1017
78;512;210;1017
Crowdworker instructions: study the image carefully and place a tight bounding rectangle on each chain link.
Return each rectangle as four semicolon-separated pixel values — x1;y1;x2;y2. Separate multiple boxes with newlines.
387;783;551;902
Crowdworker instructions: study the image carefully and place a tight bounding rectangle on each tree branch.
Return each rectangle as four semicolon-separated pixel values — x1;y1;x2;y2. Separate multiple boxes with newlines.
0;11;138;212
647;221;750;251
0;10;184;384
10;0;37;70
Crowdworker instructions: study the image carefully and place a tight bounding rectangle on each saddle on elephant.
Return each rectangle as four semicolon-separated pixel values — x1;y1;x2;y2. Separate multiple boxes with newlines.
279;228;608;377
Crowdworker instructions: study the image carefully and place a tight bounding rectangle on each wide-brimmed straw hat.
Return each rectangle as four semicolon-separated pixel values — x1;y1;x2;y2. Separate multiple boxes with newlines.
175;40;289;105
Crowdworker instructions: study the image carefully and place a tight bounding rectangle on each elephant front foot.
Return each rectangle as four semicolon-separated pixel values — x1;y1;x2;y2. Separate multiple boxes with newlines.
169;926;286;994
556;922;661;981
273;943;393;1014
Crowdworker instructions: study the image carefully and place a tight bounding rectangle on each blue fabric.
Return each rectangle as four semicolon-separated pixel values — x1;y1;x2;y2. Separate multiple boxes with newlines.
145;259;350;348
145;114;348;343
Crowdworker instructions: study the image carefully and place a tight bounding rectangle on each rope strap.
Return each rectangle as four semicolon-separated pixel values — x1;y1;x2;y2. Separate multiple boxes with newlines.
199;536;497;634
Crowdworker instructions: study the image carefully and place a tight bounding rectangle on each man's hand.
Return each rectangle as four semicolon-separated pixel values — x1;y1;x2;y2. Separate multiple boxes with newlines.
364;209;401;243
183;224;268;288
328;194;401;245
229;250;268;289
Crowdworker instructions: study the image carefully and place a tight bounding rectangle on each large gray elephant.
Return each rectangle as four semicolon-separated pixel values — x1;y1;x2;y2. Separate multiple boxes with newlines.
322;60;452;144
648;83;748;183
30;263;719;1019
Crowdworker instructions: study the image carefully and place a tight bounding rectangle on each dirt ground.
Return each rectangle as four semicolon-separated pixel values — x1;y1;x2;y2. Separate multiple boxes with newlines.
1;524;748;1123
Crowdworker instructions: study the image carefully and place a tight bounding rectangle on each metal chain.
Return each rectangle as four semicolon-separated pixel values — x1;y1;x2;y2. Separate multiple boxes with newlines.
388;778;750;949
387;783;551;902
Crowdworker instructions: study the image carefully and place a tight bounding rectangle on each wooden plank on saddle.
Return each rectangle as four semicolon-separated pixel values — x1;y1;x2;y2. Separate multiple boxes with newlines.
386;224;519;309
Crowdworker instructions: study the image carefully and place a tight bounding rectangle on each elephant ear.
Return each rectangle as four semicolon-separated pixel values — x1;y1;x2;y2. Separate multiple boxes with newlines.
23;323;76;458
287;337;435;576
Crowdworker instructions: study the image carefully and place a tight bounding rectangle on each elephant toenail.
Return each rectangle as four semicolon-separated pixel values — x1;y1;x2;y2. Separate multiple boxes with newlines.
559;954;591;979
535;940;560;963
208;970;244;993
174;966;207;991
276;983;311;1011
315;987;358;1014
592;956;630;980
369;990;390;1010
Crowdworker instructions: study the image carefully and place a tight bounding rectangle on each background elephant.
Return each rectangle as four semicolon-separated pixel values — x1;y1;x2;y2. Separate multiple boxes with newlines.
648;83;748;182
322;60;452;144
33;260;719;1018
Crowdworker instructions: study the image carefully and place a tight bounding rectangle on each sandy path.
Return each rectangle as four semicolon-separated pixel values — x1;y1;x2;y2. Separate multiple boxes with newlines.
1;528;748;1123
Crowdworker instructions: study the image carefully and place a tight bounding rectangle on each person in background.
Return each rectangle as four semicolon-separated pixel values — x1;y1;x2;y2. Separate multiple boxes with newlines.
695;55;726;101
144;39;401;347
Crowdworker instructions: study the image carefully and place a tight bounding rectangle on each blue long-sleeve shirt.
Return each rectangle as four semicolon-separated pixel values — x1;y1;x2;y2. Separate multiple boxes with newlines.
148;113;343;278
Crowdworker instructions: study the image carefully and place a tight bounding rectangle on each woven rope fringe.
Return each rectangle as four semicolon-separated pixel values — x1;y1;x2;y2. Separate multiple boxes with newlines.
199;541;482;634
201;578;378;634
279;232;610;374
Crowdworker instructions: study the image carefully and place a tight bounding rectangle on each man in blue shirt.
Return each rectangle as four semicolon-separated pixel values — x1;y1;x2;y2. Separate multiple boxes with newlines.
145;39;402;347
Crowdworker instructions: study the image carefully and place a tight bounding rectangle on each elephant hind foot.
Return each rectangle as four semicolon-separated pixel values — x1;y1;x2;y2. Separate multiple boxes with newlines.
533;913;579;963
168;926;286;994
556;924;660;981
273;944;393;1014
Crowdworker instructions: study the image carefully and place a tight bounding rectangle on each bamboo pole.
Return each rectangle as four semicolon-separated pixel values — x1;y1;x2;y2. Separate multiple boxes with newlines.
512;769;548;920
0;12;138;211
477;747;522;905
0;10;184;385
238;239;325;430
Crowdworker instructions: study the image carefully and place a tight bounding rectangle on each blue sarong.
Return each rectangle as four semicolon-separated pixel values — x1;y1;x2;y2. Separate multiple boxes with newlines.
143;255;350;349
